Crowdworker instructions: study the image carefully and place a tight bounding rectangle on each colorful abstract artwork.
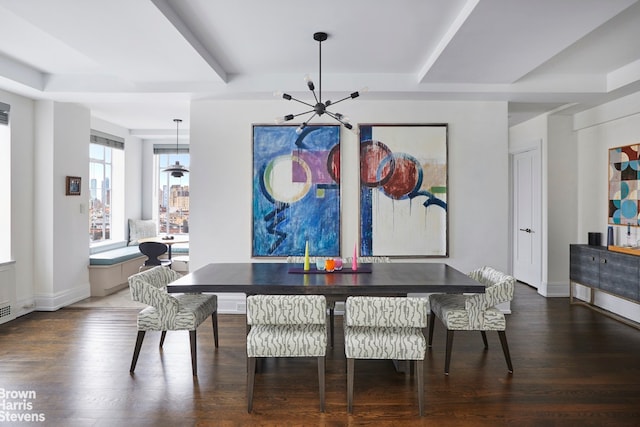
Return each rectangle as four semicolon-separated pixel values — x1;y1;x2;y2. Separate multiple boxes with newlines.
609;143;640;226
359;124;448;257
252;125;341;257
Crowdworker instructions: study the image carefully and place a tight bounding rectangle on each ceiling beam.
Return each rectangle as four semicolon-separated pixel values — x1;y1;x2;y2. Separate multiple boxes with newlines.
151;0;228;84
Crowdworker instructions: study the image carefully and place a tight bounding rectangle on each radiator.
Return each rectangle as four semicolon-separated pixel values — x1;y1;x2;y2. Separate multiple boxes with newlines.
0;262;16;325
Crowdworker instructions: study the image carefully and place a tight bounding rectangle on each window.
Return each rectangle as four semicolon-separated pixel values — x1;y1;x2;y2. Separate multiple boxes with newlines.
155;147;189;236
89;131;124;245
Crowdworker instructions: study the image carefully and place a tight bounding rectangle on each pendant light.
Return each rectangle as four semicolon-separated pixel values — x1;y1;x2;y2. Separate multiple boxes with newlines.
275;32;365;134
163;118;189;178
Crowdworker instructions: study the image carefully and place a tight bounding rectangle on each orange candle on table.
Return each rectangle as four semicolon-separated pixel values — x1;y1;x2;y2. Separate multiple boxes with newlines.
325;258;335;272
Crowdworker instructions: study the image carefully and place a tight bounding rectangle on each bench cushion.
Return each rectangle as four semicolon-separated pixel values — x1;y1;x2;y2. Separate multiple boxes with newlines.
89;246;144;266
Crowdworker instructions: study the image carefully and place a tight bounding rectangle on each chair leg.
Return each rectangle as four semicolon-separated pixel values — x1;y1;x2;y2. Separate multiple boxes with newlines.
416;359;424;417
212;311;219;348
189;330;197;376
428;310;435;347
318;356;325;412
498;330;514;373
480;330;488;349
329;307;335;348
347;358;354;413
159;331;167;348
130;331;146;373
444;329;454;375
247;357;257;413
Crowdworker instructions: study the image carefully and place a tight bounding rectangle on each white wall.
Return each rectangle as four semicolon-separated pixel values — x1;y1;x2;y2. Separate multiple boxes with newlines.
573;92;640;323
1;89;35;317
190;99;509;312
547;115;578;293
33;102;92;310
2;89;149;315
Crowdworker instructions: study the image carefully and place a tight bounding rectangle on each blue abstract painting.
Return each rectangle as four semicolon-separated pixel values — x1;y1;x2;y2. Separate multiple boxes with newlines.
252;125;341;257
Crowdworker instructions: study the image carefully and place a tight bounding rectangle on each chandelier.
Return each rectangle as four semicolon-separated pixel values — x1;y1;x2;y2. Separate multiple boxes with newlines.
162;118;189;178
276;32;364;133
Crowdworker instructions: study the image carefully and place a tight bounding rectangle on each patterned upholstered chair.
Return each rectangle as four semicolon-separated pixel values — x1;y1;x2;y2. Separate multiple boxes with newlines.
128;266;218;376
287;255;389;348
428;266;515;375
344;296;429;416
246;294;327;413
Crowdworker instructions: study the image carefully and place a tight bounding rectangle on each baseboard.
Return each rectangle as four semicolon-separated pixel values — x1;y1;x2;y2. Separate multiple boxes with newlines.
540;281;569;298
35;283;91;311
13;296;36;318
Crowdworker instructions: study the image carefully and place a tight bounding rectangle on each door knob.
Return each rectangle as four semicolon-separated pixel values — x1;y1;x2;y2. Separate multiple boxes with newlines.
519;228;533;233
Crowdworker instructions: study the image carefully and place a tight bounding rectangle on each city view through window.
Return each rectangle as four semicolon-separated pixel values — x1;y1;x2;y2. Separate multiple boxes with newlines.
89;143;112;242
158;153;189;235
89;148;189;243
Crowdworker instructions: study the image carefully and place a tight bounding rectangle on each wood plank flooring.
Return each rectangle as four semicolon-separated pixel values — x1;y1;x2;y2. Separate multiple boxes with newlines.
1;283;640;426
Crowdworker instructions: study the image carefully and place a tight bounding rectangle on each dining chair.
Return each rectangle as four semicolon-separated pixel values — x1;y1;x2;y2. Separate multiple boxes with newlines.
338;256;390;347
344;296;429;416
128;266;218;376
428;266;515;375
287;255;390;348
246;294;327;412
138;241;172;271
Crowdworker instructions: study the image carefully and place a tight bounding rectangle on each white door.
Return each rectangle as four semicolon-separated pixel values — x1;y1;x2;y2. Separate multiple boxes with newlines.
512;147;541;288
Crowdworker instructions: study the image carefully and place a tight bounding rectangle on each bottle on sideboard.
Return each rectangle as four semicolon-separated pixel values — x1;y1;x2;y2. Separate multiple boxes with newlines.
607;226;614;246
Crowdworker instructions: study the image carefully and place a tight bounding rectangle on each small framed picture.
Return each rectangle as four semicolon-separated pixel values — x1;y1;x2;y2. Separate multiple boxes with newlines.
66;176;81;196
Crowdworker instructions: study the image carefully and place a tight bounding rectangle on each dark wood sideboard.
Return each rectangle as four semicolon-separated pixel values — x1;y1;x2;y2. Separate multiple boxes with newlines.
569;244;640;328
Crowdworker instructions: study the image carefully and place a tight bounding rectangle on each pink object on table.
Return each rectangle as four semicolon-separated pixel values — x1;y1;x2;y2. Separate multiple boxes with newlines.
352;243;357;271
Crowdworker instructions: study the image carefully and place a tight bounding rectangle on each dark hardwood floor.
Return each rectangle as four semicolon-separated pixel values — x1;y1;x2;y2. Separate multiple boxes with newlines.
1;283;640;426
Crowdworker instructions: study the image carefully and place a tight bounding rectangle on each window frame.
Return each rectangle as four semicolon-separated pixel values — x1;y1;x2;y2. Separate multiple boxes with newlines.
89;131;124;248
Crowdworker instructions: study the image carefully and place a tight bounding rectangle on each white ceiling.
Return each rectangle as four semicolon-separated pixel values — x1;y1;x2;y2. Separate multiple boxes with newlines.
0;0;639;139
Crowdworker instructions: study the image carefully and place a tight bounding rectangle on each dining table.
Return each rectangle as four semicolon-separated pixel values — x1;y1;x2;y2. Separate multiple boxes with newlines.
166;262;484;296
167;261;484;374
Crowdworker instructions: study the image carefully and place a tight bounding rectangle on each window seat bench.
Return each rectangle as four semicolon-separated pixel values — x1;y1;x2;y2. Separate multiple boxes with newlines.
88;246;145;297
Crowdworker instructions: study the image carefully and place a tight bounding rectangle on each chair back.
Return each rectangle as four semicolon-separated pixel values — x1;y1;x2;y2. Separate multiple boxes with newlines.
465;266;515;329
246;295;326;326
345;296;429;328
467;266;516;307
286;256;316;263
344;256;390;263
139;241;168;266
128;266;181;308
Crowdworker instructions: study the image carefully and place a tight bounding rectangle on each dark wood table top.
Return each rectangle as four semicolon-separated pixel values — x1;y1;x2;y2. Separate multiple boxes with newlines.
166;262;484;296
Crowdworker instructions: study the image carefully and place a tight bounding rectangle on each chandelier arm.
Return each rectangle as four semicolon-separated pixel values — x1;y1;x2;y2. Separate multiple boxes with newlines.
325;111;353;129
289;109;316;119
287;95;316;109
303;112;318;125
327;93;358;107
325;110;346;123
310;87;319;104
